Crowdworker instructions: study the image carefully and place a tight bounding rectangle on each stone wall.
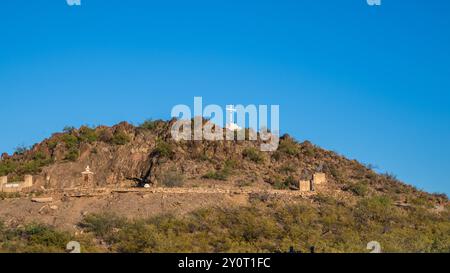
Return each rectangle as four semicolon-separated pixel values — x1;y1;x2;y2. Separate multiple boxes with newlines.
0;176;7;187
0;175;33;193
296;173;327;192
313;173;326;185
299;180;311;192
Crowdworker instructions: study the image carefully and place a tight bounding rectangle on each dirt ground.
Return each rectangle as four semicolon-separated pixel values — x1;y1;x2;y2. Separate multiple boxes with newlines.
0;189;310;232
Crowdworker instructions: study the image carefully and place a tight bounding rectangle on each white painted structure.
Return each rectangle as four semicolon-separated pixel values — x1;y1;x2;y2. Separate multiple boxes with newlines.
226;105;242;131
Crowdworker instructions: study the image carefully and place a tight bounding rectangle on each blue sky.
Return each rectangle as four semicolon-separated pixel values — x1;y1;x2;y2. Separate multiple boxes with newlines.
0;0;449;194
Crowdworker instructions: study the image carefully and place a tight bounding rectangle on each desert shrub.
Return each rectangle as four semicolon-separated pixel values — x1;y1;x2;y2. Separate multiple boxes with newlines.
0;160;18;176
354;196;394;224
202;160;236;181
302;145;316;157
47;140;58;150
203;170;229;181
115;221;160;253
79;213;126;240
347;181;369;197
383;172;399;182
278;139;300;156
0;192;21;200
273;181;288;190
111;131;131;145
272;176;297;190
249;192;271;203
279;164;296;174
193;153;210;162
14;145;29;155
98;128;114;143
65;148;79;162
23;224;72;251
140;119;163;131
160;168;184;188
242;147;264;163
330;166;345;184
78;126;98;143
0;223;74;253
62;134;79;149
17;159;51;174
432;192;448;200
32;152;47;161
235;180;253;188
15;198;449;253
153;141;174;158
0;152;52;176
63;126;76;134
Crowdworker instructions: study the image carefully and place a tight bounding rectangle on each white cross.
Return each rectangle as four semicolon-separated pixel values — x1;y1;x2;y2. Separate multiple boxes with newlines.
226;105;237;124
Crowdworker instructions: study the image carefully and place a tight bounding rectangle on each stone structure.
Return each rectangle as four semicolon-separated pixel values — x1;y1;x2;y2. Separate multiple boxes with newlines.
297;173;326;192
23;175;33;188
0;176;7;187
81;166;94;187
0;175;33;193
226;105;242;131
313;173;326;185
299;180;311;192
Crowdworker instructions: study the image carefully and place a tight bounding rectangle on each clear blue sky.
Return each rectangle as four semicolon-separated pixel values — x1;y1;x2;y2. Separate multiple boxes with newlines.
0;1;449;194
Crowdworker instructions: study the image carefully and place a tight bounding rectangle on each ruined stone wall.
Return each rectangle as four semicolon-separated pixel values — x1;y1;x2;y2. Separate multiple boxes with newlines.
296;173;327;192
0;176;34;193
299;180;311;192
313;173;326;185
0;176;7;187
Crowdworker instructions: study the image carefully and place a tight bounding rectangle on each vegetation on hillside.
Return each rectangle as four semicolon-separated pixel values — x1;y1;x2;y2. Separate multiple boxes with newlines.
1;194;448;253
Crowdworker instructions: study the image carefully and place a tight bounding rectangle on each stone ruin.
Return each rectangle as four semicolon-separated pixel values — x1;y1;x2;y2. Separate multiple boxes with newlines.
297;172;326;192
0;175;33;193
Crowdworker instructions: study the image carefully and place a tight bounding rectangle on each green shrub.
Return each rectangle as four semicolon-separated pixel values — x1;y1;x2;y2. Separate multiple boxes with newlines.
111;131;131;145
153;141;174;158
65;148;79;162
14;145;29;155
272;176;297;190
62;134;79;149
347;181;369;197
78;126;98;143
79;213;126;240
0;152;52;177
140;119;163;131
235;180;253;188
203;170;229;181
0;160;18;176
278;139;300;156
279;164;296;174
0;192;21;200
354;196;394;224
24;224;72;250
47;140;58;150
160;168;184;188
203;160;236;181
63;126;76;134
242;147;264;163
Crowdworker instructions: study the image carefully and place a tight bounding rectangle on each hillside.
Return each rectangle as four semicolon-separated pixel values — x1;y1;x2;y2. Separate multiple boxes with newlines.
0;120;448;253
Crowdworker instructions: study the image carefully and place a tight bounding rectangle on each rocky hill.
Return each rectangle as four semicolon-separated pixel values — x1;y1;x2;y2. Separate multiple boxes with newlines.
0;119;448;253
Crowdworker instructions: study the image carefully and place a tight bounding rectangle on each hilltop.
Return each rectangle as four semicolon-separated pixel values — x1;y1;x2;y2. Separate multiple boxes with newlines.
0;119;448;253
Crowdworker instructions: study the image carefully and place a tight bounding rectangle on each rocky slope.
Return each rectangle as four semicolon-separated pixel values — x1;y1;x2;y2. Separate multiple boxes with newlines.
1;120;447;204
0;119;449;253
